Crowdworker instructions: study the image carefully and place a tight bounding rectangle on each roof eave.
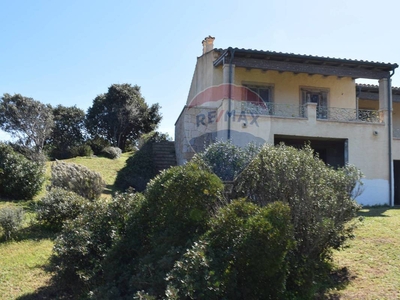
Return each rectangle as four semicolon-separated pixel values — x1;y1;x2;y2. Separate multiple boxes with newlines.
213;47;398;73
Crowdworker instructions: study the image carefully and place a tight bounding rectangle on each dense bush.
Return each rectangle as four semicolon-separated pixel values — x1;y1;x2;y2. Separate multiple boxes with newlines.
101;146;122;159
114;132;172;193
68;144;93;158
193;140;260;182
137;131;171;148
49;161;105;200
0;206;25;240
52;191;145;289
7;141;48;164
234;144;362;297
36;188;89;230
86;137;111;156
0;143;45;200
96;162;225;299
114;141;154;193
48;143;362;299
166;199;294;300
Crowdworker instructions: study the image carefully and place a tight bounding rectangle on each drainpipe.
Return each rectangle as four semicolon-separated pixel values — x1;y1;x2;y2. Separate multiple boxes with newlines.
356;85;361;120
389;69;395;206
227;48;236;140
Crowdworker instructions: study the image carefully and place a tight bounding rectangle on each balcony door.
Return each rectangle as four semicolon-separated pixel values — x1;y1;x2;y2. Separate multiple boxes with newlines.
301;88;328;119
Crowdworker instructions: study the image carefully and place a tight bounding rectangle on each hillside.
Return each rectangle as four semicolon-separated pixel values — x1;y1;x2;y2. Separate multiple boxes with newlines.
0;153;130;299
0;154;399;299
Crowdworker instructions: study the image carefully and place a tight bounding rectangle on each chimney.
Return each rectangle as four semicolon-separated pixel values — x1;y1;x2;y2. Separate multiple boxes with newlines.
202;36;215;54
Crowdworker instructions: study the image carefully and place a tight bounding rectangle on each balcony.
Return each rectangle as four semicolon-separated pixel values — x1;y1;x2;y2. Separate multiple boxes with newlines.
242;102;306;118
242;101;382;123
316;107;382;123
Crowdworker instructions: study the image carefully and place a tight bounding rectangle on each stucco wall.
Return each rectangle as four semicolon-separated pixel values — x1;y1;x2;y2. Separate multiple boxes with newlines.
176;52;392;206
359;99;379;110
391;138;400;160
190;99;388;179
186;51;223;106
392;102;400;135
234;68;356;108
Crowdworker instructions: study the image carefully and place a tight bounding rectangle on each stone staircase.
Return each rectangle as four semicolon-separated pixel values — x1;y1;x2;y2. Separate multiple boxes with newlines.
152;141;177;173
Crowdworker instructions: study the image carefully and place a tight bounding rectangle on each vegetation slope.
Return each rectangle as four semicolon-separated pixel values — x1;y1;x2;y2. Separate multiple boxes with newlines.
0;153;399;299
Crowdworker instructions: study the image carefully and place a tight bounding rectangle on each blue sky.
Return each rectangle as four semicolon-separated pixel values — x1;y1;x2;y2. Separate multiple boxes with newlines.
1;0;399;141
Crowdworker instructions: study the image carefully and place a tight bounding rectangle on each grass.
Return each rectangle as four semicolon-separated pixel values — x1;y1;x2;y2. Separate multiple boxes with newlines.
0;200;54;300
327;207;400;299
0;153;131;300
1;154;400;299
0;238;53;299
51;152;132;197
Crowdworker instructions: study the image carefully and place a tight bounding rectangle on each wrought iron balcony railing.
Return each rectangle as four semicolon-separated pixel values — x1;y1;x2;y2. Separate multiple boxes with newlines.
241;102;381;123
316;107;382;123
242;102;307;118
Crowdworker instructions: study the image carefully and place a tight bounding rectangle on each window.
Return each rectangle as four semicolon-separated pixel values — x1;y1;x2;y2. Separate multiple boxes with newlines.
301;87;329;119
241;84;274;115
244;85;273;105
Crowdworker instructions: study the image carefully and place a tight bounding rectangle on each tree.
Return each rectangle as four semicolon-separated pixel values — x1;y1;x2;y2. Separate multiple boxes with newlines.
0;93;54;160
85;84;161;150
47;105;86;159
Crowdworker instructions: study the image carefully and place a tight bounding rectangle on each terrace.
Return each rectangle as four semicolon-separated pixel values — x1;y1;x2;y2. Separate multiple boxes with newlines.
241;101;382;123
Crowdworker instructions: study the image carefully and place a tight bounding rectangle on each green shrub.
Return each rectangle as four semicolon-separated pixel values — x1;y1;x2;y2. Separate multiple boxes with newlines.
69;144;93;158
97;162;225;299
36;188;89;230
137;131;171;148
86;137;111;156
101;146;122;159
193;140;260;182
114;132;172;193
114;141;155;193
52;190;145;289
0;206;25;240
8;142;48;164
144;162;225;236
166;199;294;300
234;144;362;297
47;143;92;160
113;132;176;194
0;143;45;200
49;161;105;200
